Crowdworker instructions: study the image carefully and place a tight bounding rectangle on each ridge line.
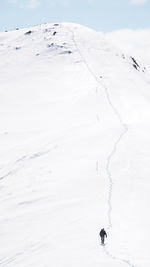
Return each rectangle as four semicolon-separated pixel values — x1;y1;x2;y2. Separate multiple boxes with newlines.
66;24;135;267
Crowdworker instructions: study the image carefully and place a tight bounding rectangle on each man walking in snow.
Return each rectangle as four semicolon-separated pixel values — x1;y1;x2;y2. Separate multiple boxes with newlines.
99;228;107;245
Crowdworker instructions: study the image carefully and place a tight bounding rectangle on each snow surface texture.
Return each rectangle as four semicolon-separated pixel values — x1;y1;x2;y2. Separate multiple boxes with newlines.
0;23;150;267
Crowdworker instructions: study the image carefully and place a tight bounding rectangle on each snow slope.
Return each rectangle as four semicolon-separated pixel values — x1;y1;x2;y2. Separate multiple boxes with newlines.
106;28;150;80
0;23;150;267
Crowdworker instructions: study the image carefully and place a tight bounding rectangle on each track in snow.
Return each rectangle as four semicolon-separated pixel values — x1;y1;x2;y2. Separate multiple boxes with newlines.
66;24;135;267
0;145;58;181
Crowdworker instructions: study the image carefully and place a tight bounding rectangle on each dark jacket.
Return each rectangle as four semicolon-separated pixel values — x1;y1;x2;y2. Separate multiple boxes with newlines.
99;229;107;238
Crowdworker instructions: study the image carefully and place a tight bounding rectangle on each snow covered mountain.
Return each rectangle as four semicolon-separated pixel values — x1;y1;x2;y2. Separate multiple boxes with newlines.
106;28;150;73
0;23;150;267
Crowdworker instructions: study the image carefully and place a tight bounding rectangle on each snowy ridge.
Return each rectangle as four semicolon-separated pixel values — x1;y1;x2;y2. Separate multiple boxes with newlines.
0;23;150;267
66;24;135;267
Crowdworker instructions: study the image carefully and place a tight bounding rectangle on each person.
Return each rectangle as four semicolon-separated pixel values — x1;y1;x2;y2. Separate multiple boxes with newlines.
99;228;107;245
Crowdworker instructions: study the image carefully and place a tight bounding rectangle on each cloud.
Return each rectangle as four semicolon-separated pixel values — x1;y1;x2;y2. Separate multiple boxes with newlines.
27;0;40;8
7;0;68;8
130;0;148;5
45;0;70;7
7;0;40;8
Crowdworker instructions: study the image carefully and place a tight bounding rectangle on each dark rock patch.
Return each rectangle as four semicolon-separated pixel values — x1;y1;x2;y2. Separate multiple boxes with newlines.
25;30;32;35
